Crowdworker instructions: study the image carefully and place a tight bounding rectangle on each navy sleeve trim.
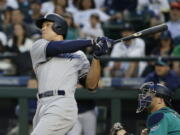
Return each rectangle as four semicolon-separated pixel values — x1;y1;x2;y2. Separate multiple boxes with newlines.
147;112;164;128
46;40;92;57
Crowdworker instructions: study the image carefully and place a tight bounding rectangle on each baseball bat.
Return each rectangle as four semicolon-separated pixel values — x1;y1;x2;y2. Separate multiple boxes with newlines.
113;23;168;44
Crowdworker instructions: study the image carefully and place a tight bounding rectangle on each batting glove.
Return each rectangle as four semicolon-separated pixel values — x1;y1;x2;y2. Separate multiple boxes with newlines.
93;37;114;59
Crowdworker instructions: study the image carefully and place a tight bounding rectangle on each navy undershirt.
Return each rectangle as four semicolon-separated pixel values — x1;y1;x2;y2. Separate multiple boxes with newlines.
46;40;92;57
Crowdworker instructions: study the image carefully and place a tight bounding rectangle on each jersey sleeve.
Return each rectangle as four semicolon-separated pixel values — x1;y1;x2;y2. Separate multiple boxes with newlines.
78;51;90;79
30;39;49;69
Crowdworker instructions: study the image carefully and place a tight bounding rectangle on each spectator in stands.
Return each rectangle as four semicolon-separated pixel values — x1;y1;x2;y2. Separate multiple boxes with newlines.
11;9;24;26
28;0;42;40
104;0;146;24
80;14;104;55
0;31;15;75
166;1;180;42
41;0;68;15
144;16;163;56
81;14;104;39
1;7;12;32
141;31;174;77
17;0;31;23
29;1;42;22
7;23;33;53
104;22;146;78
151;31;174;56
66;0;80;13
73;0;123;26
55;5;66;16
172;45;180;76
6;23;33;75
137;0;170;21
73;0;110;27
104;0;137;14
5;0;19;9
3;8;33;39
0;0;10;26
94;0;105;9
63;12;80;40
2;0;19;37
77;0;96;11
144;57;180;92
0;0;7;13
0;0;18;12
0;31;7;49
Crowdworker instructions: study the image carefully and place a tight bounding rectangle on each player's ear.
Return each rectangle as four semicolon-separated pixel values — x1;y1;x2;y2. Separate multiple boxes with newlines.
156;97;163;104
161;98;166;104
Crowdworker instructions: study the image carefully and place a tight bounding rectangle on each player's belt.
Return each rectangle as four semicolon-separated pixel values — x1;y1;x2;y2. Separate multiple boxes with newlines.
38;90;65;99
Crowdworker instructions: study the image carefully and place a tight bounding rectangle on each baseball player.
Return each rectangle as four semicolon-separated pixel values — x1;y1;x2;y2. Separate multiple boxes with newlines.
110;82;180;135
30;13;113;135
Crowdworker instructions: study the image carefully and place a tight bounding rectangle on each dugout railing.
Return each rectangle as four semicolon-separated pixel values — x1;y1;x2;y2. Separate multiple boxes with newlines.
0;56;180;135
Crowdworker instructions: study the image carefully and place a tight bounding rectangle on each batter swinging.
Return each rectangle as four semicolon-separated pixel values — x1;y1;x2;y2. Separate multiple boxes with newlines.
30;13;113;135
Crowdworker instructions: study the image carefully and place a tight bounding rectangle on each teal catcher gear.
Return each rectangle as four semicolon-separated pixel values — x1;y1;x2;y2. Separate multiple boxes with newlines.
136;82;173;113
137;82;180;135
147;107;180;135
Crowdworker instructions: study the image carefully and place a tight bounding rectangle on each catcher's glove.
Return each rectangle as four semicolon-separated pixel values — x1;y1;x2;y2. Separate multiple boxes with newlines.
110;122;124;135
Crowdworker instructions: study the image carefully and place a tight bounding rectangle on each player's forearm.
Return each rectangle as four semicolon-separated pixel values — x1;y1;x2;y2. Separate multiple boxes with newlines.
46;40;93;57
86;58;101;90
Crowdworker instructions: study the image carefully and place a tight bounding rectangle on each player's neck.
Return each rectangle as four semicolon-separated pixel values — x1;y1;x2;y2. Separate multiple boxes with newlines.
52;35;64;41
150;104;166;113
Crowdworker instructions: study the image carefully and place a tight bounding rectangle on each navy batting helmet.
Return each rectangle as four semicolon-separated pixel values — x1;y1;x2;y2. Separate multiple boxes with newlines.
136;82;173;113
36;13;68;38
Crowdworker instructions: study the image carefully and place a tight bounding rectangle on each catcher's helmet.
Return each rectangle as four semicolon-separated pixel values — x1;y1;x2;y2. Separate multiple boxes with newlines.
136;82;173;113
36;13;68;38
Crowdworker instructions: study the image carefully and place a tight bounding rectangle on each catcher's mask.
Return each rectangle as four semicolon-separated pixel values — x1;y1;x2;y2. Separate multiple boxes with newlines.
136;82;172;113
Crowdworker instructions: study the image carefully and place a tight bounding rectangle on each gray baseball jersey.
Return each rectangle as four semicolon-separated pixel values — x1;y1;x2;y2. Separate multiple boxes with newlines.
30;39;90;135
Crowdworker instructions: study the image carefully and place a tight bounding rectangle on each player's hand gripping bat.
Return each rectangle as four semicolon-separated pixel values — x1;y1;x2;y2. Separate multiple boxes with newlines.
112;23;168;44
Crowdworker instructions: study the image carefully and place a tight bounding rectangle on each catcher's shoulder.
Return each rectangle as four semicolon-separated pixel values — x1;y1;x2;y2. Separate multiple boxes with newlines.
147;112;164;128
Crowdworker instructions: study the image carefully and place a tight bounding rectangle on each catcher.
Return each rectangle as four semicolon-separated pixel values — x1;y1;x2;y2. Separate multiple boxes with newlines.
110;82;180;135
